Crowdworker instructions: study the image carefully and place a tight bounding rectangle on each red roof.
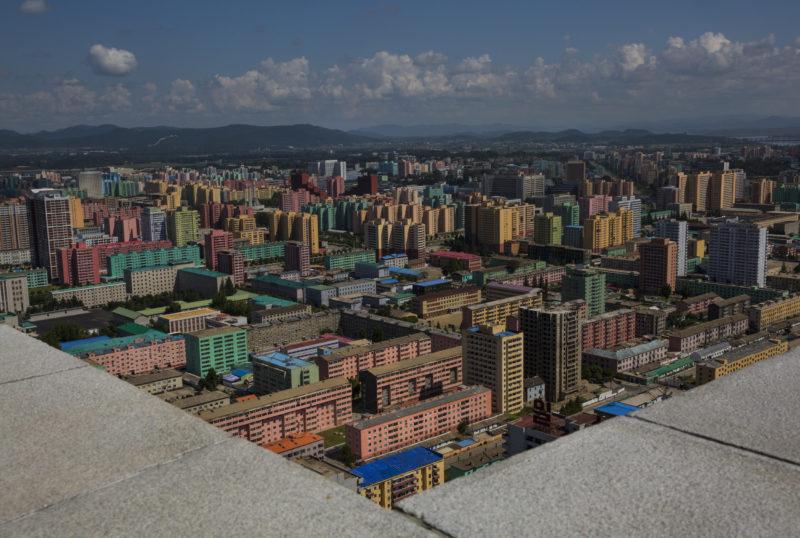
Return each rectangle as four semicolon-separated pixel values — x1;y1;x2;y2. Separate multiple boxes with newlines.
430;250;481;260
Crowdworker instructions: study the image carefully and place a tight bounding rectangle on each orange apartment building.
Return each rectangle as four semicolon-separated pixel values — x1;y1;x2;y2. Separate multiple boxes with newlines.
461;291;542;329
314;333;432;380
200;377;352;445
345;386;493;461
359;347;463;413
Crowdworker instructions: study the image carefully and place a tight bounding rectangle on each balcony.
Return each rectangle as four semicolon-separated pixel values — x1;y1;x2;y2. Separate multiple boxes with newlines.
1;324;799;535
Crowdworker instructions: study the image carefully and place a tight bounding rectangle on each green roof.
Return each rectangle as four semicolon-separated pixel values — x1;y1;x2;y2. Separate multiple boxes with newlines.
226;290;257;302
112;307;142;320
117;322;151;335
179;267;229;278
64;329;174;355
249;295;297;307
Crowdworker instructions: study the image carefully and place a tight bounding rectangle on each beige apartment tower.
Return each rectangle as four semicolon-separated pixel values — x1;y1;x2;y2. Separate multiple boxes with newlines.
462;324;525;414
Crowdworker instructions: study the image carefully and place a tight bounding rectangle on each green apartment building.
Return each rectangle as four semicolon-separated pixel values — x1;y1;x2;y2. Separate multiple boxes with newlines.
324;250;375;271
553;202;580;227
561;265;607;317
107;245;202;278
167;207;199;247
534;213;563;245
236;242;286;262
184;326;248;377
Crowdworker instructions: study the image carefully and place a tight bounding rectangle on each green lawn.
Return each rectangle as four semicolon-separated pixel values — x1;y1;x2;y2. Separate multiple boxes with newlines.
319;425;346;448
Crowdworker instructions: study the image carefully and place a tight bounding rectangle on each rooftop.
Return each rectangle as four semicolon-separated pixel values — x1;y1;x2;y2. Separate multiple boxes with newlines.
362;347;461;377
350;447;442;487
62;330;173;355
197;376;351;421
351;386;491;430
316;333;429;363
263;433;323;454
584;339;667;360
184;326;245;339
254;352;313;369
704;339;783;369
595;401;640;416
429;251;481;260
178;266;229;278
122;369;183;386
669;313;749;338
170;391;229;410
159;307;219;321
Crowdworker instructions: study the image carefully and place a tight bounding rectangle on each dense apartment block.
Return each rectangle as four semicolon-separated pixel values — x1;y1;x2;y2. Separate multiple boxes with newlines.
708;294;751;320
56;242;101;286
30;191;73;280
172;391;230;415
345;386;492;460
696;339;788;385
315;333;431;380
252;352;320;395
581;309;636;350
561;266;606;317
429;251;482;271
122;369;183;394
633;305;670;336
157;307;220;334
461;291;542;329
50;282;127;308
708;222;767;288
184;326;248;377
582;340;668;373
106;245;201;278
676;292;719;314
324;250;376;271
747;293;800;332
666;314;749;353
359;347;463;413
201;377;352;445
639;237;678;293
0;273;28;313
463;324;525;414
123;261;194;296
519;306;582;402
352;447;444;509
485;282;536;301
410;286;482;318
67;331;186;376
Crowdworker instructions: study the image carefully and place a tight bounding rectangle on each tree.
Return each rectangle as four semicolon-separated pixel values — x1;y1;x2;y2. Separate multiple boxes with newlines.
166;301;181;314
41;322;90;348
201;368;221;391
457;418;469;435
224;278;236;296
211;291;227;309
660;283;672;299
781;262;788;274
99;324;118;338
560;396;586;417
506;259;521;274
348;377;361;400
372;327;384;342
339;444;356;468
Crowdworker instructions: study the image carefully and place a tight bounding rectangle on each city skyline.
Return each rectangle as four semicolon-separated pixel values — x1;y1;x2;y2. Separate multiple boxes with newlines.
2;1;800;131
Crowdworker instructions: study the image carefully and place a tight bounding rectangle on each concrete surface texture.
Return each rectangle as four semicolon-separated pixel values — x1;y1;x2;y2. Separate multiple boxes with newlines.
1;323;799;537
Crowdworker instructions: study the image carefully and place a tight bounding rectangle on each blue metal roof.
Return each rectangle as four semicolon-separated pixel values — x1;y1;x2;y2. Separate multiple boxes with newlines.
350;447;442;487
595;401;639;417
60;335;110;351
415;278;450;287
456;439;475;448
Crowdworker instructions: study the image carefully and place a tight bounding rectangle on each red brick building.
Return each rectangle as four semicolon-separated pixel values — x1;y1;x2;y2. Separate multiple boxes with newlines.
429;251;482;272
57;242;101;286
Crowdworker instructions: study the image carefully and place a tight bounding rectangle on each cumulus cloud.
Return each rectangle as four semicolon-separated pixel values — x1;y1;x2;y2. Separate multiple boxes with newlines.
19;0;50;14
414;51;448;67
88;44;138;76
166;78;204;112
210;57;311;111
5;31;800;130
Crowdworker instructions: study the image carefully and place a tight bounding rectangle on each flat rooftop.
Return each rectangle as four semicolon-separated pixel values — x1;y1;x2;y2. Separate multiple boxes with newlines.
704;339;783;369
350;446;442;487
185;326;245;339
159;307;220;321
316;333;429;363
198;376;351;421
351;386;490;430
123;369;183;386
254;352;313;369
362;347;461;377
171;391;229;410
263;433;323;454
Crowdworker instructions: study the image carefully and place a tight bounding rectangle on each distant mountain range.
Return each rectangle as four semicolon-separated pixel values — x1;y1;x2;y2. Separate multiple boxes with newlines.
0;121;771;155
0;124;374;152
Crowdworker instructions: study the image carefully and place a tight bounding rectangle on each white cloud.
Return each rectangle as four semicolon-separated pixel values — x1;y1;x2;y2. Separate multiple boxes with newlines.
618;43;653;72
99;84;132;111
414;51;448;67
88;44;138;76
210;57;311;111
19;0;50;14
166;78;204;112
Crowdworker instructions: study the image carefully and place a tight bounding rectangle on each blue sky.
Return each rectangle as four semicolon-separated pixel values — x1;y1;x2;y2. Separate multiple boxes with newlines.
2;0;800;131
